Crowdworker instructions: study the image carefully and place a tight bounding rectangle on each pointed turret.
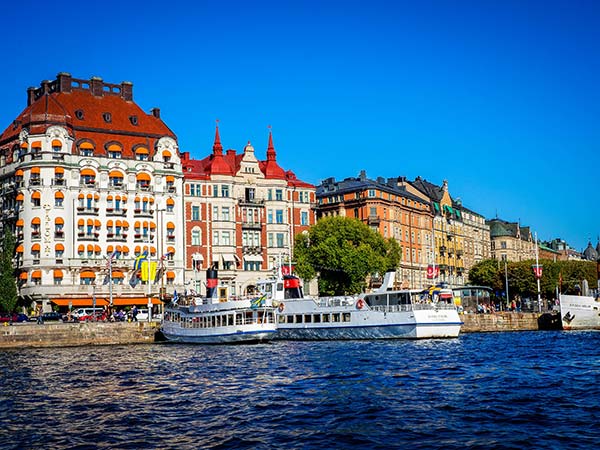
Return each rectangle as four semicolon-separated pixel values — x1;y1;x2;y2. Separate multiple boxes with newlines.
213;122;223;155
267;128;276;161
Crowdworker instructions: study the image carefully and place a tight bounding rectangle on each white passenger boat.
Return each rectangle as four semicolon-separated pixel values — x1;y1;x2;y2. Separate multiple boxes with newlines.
161;268;277;344
559;293;600;330
261;268;462;340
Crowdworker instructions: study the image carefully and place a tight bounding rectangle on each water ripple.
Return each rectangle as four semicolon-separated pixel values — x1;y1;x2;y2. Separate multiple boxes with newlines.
2;332;600;448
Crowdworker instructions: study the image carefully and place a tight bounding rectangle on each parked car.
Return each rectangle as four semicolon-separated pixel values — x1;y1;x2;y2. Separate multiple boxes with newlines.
136;309;149;321
41;312;63;322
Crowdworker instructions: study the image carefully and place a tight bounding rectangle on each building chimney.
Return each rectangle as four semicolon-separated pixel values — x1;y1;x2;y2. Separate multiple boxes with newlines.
57;72;72;93
41;80;51;94
121;81;133;101
27;87;36;106
151;108;161;118
90;76;104;96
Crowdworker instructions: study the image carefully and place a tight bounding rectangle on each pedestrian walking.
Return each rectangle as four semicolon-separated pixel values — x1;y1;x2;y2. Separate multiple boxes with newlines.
36;304;43;324
132;305;138;322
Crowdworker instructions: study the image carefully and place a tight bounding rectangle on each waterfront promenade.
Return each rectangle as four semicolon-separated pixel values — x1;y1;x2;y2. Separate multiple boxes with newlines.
0;312;543;349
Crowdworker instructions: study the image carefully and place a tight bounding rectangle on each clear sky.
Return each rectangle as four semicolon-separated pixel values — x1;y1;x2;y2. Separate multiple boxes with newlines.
1;0;598;251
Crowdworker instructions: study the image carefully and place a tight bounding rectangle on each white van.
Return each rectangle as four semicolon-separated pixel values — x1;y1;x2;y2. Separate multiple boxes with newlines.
72;308;104;319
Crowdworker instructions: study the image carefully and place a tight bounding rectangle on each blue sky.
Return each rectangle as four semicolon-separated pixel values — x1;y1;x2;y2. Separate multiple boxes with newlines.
2;0;599;251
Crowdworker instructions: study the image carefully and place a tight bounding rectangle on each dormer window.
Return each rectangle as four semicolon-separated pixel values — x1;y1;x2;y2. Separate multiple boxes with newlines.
107;143;122;159
79;141;94;156
103;112;112;123
129;115;138;125
75;109;84;120
135;146;149;161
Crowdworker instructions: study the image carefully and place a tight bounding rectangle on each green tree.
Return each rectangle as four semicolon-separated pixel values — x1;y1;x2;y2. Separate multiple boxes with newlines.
293;216;401;295
0;228;18;313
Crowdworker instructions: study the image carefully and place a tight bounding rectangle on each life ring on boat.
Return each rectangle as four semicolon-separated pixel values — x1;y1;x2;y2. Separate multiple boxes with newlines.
356;298;365;309
278;303;285;313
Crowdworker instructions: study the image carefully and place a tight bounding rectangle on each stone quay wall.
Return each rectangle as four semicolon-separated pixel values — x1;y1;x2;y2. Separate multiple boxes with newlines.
0;312;544;349
0;322;159;349
460;312;540;333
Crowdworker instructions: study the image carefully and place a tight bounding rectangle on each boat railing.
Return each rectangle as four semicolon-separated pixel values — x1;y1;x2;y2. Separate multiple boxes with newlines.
369;302;457;313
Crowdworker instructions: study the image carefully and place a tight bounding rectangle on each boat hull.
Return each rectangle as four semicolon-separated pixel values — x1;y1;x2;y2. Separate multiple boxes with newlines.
275;299;461;340
161;326;276;344
559;294;600;330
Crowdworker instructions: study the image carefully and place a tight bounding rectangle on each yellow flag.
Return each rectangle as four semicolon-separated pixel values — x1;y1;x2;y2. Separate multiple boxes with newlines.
140;261;157;281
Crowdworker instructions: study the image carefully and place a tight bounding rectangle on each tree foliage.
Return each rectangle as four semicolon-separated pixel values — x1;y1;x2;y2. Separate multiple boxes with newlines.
468;258;598;300
0;228;18;313
293;216;401;295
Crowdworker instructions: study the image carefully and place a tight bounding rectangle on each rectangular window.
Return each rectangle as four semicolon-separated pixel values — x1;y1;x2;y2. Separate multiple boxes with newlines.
222;231;231;246
213;231;219;245
268;233;273;248
276;233;285;248
222;207;230;221
213;185;219;197
267;189;273;201
192;230;201;246
301;211;308;226
192;206;200;221
213;206;219;221
276;209;284;224
368;189;375;198
221;185;229;198
267;210;273;224
275;189;283;201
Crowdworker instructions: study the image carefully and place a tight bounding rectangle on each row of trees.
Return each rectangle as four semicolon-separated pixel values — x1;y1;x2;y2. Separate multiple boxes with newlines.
467;258;597;300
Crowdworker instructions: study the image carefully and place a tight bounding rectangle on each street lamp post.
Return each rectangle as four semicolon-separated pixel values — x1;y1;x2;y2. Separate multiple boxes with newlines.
535;232;542;312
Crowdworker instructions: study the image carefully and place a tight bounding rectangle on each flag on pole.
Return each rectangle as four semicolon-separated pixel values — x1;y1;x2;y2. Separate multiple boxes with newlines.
133;251;148;271
172;290;179;305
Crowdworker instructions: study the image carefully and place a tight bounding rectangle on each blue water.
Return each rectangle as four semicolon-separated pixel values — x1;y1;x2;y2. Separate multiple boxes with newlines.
1;331;600;449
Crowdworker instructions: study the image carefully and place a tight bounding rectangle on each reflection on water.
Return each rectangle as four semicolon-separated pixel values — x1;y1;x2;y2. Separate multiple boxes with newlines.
1;332;600;449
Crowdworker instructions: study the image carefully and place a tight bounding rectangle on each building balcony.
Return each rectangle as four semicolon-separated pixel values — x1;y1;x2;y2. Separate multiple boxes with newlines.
238;197;265;207
79;181;97;188
367;215;380;225
53;178;65;186
241;222;262;230
107;208;127;216
242;246;262;254
54;231;65;239
134;209;154;218
78;234;99;241
29;179;41;187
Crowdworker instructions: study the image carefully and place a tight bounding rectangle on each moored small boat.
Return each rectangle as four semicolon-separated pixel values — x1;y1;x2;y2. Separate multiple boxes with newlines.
161;268;277;344
559;293;600;330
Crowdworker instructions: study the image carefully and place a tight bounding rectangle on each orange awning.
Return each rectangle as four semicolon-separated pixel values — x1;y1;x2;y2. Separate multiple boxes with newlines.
94;245;101;253
30;167;40;174
150;247;156;255
16;218;24;227
149;197;155;204
134;221;141;228
87;219;94;226
110;297;163;306
15;169;24;177
134;196;141;202
111;271;124;278
166;198;174;205
107;245;114;253
87;244;94;252
79;142;94;150
135;147;149;154
55;217;64;224
166;271;175;279
78;193;84;199
107;143;122;151
115;220;122;227
134;246;141;253
52;298;108;307
107;220;114;227
116;245;122;252
31;141;42;149
55;191;64;199
16;244;24;253
54;269;63;278
167;246;175;255
86;193;93;200
94;219;101;227
109;170;124;178
77;245;84;252
121;195;127;202
77;219;84;226
122;220;129;228
16;193;24;202
31;191;41;200
162;150;172;158
80;271;96;279
136;172;150;181
107;195;113;201
94;193;100;201
150;222;156;229
51;139;62;147
55;243;65;251
122;245;129;253
80;168;96;177
31;270;42;278
55;167;64;174
19;272;28;280
166;221;175;229
31;217;41;224
19;143;28;149
166;175;175;182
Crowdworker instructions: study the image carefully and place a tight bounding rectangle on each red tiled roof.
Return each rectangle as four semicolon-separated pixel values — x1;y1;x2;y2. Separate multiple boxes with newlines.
0;77;177;159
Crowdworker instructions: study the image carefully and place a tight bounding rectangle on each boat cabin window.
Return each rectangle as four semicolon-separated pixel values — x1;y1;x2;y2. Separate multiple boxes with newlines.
322;313;330;323
295;314;302;323
342;312;351;322
304;314;312;323
313;314;321;323
332;313;341;322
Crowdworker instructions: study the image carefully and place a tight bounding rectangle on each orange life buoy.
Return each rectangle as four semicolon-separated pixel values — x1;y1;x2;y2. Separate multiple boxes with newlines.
278;302;285;313
356;298;365;309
